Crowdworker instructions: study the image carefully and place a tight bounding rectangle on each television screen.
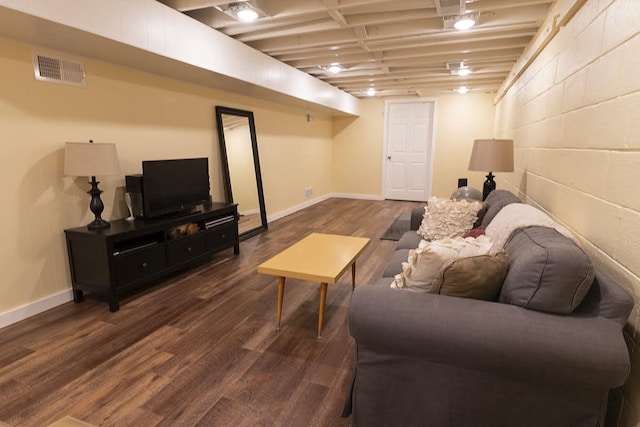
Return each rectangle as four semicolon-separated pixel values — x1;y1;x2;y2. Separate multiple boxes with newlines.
142;158;210;218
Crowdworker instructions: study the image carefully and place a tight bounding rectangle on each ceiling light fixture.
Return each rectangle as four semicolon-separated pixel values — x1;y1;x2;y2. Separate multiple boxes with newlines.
457;86;469;94
236;8;259;22
457;62;472;76
366;87;376;96
454;14;476;30
446;61;472;76
215;1;265;23
327;63;343;74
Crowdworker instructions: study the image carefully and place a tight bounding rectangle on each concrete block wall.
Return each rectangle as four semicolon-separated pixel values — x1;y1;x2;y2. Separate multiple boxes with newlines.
495;0;640;424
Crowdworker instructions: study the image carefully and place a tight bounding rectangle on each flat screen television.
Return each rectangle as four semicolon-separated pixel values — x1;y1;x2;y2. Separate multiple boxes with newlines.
142;158;210;218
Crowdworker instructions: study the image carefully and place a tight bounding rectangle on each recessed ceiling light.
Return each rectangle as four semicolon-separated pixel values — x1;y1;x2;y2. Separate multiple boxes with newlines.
366;87;376;96
457;86;469;94
457;66;472;76
454;15;476;30
446;61;472;76
328;63;343;74
215;2;265;23
236;8;259;22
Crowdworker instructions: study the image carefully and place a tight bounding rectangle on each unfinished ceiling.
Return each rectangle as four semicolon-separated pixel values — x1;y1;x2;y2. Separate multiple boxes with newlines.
156;0;553;98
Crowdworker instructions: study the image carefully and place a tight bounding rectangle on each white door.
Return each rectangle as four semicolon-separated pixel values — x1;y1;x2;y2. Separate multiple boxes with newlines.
383;100;435;201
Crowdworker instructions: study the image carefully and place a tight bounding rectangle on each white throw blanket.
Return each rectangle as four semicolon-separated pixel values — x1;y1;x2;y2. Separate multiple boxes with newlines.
485;203;578;252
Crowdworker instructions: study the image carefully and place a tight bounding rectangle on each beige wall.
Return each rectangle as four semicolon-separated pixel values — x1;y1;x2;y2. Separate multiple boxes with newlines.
494;0;639;423
259;111;333;213
0;38;334;320
332;99;385;197
332;94;497;198
432;93;496;197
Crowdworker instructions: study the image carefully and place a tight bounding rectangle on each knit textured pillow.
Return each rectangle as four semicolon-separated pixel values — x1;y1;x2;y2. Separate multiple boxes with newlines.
417;197;484;241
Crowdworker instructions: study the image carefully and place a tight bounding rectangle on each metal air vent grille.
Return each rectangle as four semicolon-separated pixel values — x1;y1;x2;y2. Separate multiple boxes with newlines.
33;53;85;87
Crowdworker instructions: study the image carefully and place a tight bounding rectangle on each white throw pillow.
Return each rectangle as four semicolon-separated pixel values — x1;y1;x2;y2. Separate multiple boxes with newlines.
417;197;484;241
391;235;493;292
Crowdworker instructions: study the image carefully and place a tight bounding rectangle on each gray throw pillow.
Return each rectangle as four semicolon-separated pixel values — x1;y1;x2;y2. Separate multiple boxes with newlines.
499;226;594;314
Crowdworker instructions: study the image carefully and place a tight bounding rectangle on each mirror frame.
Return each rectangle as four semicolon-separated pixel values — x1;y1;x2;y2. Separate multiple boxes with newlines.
215;105;268;240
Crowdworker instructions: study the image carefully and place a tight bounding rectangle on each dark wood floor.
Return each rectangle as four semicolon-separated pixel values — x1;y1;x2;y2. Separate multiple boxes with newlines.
0;198;420;427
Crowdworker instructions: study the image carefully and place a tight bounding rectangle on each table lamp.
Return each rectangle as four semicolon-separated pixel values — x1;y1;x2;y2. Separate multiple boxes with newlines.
64;140;121;230
468;139;514;200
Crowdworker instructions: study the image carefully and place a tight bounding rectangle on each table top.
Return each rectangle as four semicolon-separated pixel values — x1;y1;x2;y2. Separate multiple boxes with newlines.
257;233;371;284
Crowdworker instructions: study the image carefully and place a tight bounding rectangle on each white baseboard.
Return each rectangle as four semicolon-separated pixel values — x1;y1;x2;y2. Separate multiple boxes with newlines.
239;208;260;216
0;289;74;330
266;192;384;223
267;194;332;223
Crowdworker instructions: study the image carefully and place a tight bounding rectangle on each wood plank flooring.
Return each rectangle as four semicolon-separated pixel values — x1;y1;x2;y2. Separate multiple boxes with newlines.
0;198;420;427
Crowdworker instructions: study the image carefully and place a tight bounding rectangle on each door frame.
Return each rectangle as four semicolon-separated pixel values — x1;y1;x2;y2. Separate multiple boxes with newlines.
381;98;438;201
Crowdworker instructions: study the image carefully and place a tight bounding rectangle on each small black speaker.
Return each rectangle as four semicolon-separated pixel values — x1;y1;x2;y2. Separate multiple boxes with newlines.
125;174;143;193
125;175;145;218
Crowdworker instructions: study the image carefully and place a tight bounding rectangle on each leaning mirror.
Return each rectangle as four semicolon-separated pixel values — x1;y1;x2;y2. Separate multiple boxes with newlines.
215;106;268;240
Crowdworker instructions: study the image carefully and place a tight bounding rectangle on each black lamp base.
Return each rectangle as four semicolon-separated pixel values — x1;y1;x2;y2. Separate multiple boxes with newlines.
482;172;496;201
88;217;110;230
87;176;110;230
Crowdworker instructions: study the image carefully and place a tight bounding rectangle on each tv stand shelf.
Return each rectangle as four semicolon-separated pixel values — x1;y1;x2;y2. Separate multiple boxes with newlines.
64;202;239;312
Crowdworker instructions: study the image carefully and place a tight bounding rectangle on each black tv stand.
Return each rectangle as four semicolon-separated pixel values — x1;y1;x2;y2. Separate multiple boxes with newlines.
162;208;201;219
64;202;239;312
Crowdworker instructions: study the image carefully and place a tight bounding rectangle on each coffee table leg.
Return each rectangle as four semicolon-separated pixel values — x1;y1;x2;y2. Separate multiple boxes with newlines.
352;262;356;290
318;282;328;339
276;276;285;331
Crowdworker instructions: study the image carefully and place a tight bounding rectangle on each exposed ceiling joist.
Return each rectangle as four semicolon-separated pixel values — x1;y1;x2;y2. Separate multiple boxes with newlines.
156;0;555;97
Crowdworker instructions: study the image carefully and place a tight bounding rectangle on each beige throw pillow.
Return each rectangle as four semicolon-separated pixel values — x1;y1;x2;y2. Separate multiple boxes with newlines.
391;235;493;292
430;252;509;301
418;197;484;241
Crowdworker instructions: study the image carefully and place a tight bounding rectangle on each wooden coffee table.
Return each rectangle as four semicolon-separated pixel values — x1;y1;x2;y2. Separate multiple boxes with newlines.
257;233;370;338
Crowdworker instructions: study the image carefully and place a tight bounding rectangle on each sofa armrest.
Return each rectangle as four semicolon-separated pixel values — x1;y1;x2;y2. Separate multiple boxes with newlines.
410;206;424;230
349;285;630;389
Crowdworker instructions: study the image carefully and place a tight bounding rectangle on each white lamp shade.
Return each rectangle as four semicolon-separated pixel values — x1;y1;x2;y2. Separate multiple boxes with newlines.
64;142;121;177
468;139;514;172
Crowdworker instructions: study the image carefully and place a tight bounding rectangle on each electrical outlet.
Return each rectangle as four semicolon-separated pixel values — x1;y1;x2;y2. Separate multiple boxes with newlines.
304;187;313;199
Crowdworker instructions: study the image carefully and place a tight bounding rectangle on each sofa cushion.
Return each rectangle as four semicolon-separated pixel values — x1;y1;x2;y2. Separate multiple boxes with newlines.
418;197;484;241
383;249;411;278
473;201;489;228
500;226;595;314
430;252;509;301
397;230;422;250
480;189;522;227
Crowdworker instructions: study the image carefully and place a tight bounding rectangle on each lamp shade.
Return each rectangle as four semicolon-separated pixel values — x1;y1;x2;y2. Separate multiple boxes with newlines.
64;142;121;177
468;139;514;172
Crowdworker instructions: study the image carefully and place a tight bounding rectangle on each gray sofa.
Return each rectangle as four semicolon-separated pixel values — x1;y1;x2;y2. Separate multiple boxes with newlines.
346;190;634;427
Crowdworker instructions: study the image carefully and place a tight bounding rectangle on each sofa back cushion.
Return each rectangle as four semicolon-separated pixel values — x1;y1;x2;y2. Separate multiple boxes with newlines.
480;190;522;227
499;226;594;314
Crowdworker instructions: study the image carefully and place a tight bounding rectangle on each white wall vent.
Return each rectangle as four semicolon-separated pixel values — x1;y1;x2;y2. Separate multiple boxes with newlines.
33;53;85;87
